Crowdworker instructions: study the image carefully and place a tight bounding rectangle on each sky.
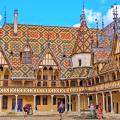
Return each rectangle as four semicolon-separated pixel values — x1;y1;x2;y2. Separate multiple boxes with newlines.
0;0;120;28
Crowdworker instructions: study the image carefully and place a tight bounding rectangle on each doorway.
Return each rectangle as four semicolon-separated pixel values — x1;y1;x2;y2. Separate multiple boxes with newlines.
12;99;23;112
108;96;111;112
116;102;118;113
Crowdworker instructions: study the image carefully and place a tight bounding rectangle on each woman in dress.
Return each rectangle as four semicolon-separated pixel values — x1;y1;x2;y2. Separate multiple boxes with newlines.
97;105;103;120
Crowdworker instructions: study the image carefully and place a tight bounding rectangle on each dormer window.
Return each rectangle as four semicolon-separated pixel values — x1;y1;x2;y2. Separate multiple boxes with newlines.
21;45;32;64
79;59;82;67
23;51;31;64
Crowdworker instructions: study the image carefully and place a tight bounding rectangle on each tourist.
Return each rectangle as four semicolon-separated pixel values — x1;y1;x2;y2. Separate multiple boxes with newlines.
58;101;65;120
90;103;96;118
29;106;33;115
23;105;28;120
97;105;103;120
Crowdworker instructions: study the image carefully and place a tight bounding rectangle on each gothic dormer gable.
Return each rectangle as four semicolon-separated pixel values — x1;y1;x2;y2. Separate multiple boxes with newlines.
35;44;60;69
0;46;12;69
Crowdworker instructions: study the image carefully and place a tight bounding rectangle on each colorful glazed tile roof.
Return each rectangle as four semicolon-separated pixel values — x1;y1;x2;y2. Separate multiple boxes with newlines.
0;22;113;79
100;58;119;74
93;48;112;62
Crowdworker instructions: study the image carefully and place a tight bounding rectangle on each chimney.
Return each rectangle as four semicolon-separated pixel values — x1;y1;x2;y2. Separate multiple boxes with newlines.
14;9;18;34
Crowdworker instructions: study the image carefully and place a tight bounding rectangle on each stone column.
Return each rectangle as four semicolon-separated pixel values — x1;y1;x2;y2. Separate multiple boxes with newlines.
77;80;80;86
64;95;67;112
51;95;54;112
115;71;117;80
41;68;43;87
0;95;2;112
64;81;66;87
15;95;18;113
102;92;105;113
33;95;36;113
96;93;98;105
69;95;71;112
88;95;90;107
77;94;80;113
110;91;114;113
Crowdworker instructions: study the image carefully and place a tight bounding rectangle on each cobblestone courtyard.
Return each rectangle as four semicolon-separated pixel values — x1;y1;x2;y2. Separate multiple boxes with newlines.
0;116;74;120
0;114;119;120
0;115;98;120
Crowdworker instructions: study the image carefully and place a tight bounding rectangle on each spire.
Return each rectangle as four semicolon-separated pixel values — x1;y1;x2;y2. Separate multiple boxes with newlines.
95;18;99;47
112;4;118;32
102;16;104;30
4;8;7;25
80;0;85;22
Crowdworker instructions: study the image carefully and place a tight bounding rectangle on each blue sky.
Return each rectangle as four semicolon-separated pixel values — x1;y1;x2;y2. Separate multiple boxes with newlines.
0;0;120;28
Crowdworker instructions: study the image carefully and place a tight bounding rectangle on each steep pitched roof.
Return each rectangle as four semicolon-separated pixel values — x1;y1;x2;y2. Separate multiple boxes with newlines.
72;21;93;55
34;43;60;69
100;58;119;74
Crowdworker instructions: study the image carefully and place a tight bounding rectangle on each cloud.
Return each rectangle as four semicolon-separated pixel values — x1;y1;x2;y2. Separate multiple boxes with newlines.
73;5;120;28
85;9;102;24
103;5;120;26
73;23;80;27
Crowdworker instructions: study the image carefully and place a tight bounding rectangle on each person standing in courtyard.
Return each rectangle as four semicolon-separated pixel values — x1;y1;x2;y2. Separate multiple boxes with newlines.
58;101;65;120
97;105;103;120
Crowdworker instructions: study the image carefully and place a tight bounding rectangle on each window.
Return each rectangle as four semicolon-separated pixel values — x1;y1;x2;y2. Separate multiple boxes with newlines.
112;73;116;80
78;59;82;67
96;77;99;84
71;81;76;87
37;70;41;80
43;96;47;105
2;96;8;109
3;81;8;86
36;96;40;105
23;51;31;64
51;81;56;87
4;69;9;80
37;82;41;86
43;75;47;80
43;82;47;87
21;45;32;64
43;67;47;80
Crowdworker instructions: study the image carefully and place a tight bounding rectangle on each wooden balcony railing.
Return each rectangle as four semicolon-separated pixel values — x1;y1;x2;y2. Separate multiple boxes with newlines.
0;80;120;95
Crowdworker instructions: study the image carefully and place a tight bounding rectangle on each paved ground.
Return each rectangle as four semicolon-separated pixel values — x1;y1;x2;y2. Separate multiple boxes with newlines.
0;115;119;120
0;115;98;120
